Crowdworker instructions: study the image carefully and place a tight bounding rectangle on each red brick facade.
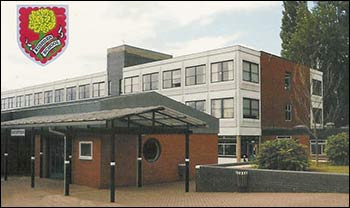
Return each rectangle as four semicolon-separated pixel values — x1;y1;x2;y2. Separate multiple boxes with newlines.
260;51;311;129
34;133;217;189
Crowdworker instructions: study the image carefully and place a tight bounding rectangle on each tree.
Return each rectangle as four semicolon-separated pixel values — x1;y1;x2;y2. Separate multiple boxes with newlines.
280;1;349;127
324;132;349;165
280;1;308;58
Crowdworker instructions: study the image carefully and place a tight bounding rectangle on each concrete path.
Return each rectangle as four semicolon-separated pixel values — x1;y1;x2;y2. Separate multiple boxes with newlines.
1;177;349;207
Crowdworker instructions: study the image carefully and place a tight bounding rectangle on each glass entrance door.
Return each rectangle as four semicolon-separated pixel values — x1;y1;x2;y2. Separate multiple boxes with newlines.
48;136;64;179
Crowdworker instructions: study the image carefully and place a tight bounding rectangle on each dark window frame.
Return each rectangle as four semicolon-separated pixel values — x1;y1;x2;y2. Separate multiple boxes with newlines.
163;69;181;89
211;60;234;83
242;60;259;83
243;98;260;119
79;84;90;99
34;93;43;106
284;71;292;90
143;138;161;163
312;79;322;96
66;86;77;101
93;81;105;97
143;72;159;91
185;100;206;112
124;76;139;94
55;88;64;103
211;98;234;119
186;64;206;86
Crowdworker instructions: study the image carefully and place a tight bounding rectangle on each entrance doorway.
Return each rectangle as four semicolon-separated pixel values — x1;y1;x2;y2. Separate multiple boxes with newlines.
47;136;64;179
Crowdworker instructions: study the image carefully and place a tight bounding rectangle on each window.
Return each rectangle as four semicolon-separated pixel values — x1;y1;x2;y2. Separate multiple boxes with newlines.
143;138;161;163
25;94;33;107
44;90;53;104
312;108;322;124
55;88;64;103
16;96;24;108
163;69;181;89
7;97;14;109
34;93;43;106
124;76;139;94
79;84;90;99
243;98;259;119
211;98;234;118
1;98;7;110
93;82;105;97
285;104;292;121
186;65;206;85
143;72;159;91
66;86;77;101
243;61;259;83
218;136;236;157
284;72;292;90
312;79;322;96
79;141;93;160
186;100;206;112
310;140;326;155
211;60;233;82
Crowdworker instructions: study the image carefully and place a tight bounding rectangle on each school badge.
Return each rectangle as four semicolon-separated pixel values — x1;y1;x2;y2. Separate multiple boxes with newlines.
17;5;68;65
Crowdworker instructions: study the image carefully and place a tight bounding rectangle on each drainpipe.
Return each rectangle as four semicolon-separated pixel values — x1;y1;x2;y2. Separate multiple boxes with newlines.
48;127;69;196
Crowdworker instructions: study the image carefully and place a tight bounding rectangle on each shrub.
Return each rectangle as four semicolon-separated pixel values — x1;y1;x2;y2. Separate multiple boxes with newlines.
256;139;309;171
324;132;349;165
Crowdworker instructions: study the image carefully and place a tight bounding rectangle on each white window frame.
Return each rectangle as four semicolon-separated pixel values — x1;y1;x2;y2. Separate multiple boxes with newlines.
79;141;93;160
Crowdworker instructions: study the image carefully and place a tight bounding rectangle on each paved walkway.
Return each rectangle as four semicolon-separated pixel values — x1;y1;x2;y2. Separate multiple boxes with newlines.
1;177;349;207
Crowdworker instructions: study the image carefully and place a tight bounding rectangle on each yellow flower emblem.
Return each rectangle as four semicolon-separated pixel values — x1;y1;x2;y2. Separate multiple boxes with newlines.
28;8;56;34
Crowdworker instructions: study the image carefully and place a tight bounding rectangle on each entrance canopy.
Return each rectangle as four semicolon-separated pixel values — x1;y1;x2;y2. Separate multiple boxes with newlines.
1;105;206;129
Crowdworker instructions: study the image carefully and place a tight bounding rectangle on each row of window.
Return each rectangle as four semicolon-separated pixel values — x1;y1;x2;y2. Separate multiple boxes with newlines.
185;98;260;119
1;82;105;110
124;60;259;93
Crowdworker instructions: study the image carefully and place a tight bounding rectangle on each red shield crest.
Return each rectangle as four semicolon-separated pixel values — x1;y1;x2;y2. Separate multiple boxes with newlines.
17;5;68;66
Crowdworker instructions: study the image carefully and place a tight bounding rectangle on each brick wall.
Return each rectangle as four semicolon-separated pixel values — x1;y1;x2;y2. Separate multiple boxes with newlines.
95;133;217;189
196;165;349;193
260;52;311;129
262;134;310;153
72;136;102;188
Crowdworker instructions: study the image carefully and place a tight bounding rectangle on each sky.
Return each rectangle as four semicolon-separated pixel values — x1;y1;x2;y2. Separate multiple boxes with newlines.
1;1;290;91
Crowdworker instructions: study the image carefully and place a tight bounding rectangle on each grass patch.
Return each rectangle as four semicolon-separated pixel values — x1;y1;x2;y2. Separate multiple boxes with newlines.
308;161;349;174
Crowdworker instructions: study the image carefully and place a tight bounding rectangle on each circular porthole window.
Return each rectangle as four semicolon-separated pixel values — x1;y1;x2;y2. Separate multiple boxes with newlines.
143;138;161;163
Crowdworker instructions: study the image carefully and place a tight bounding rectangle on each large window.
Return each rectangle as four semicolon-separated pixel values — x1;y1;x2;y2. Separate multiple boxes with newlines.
79;84;90;99
243;98;259;119
211;60;233;83
44;90;53;104
124;76;139;94
163;69;181;89
55;88;64;103
218;136;236;157
143;73;159;91
16;95;24;108
211;98;234;118
79;141;93;160
66;86;77;101
186;65;206;85
285;104;292;121
284;72;292;90
143;138;161;163
25;94;33;107
310;140;326;155
312;79;322;96
186;100;206;112
243;61;259;83
1;98;7;110
34;93;43;106
312;108;322;124
93;81;105;97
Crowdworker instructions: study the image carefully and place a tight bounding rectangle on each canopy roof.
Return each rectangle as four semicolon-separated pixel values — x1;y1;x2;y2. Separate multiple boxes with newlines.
1;105;206;129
